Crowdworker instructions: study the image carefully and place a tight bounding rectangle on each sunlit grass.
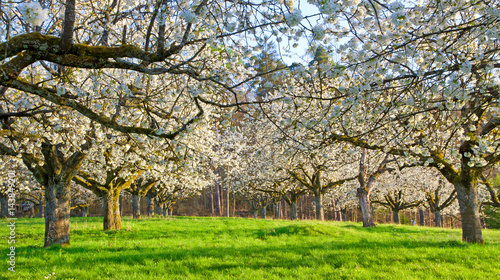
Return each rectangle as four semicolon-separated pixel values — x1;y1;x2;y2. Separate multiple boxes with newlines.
1;216;499;279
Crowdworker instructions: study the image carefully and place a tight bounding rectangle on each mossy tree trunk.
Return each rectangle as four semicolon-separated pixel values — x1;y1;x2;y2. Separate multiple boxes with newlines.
102;187;122;230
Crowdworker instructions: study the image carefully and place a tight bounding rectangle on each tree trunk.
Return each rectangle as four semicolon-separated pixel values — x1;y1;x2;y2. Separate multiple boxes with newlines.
132;194;141;219
146;194;154;217
253;209;258;219
340;208;347;222
168;208;172;216
393;210;400;224
214;183;221;216
290;201;298;220
102;190;122;231
282;199;287;219
210;186;214;215
434;210;443;227
119;191;123;216
155;202;163;216
1;197;8;218
419;209;425;226
261;206;266;219
357;188;376;227
44;180;71;247
81;206;87;217
226;188;230;217
162;204;167;216
314;192;324;221
274;202;279;219
455;182;483;243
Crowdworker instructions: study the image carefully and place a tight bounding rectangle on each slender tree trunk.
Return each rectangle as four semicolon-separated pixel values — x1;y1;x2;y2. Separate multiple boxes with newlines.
282;199;287;219
314;192;324;221
290;201;298;220
434;210;443;227
81;206;87;217
44;180;71;247
419;209;425;226
226;188;230;217
38;204;44;218
132;194;141;219
210;186;214;215
274;202;279;219
261;206;266;219
253;210;258;219
162;204;167;216
119;191;123;216
393;210;400;224
357;188;376;227
214;183;221;216
1;197;8;218
102;190;122;230
455;181;483;243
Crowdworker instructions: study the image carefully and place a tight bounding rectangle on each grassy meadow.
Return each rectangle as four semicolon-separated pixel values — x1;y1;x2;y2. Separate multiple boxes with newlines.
1;216;499;279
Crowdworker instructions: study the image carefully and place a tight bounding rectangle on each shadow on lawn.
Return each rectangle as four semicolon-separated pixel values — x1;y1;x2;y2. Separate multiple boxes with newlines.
16;228;470;276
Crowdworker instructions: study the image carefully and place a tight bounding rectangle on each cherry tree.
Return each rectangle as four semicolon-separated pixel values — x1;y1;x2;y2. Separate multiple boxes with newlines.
268;0;500;243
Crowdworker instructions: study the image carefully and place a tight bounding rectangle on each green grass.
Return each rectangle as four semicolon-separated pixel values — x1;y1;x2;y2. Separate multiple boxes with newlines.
1;216;499;279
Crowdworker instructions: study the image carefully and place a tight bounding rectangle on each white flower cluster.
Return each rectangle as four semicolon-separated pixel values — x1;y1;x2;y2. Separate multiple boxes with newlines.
180;10;197;23
319;1;339;15
18;2;48;26
285;10;302;27
312;25;326;40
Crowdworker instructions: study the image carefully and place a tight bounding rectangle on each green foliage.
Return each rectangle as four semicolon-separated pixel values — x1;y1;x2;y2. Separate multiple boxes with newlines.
0;217;499;279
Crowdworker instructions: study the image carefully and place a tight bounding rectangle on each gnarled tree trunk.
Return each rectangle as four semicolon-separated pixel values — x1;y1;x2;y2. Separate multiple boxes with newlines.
102;189;121;231
44;180;71;247
455;181;483;243
132;194;141;219
357;188;376;227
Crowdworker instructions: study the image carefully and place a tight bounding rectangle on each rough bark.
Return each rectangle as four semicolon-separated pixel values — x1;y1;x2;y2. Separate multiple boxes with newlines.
419;209;425;226
393;210;400;224
314;192;324;221
44;180;71;247
132;194;141;219
253;210;258;219
261;206;266;219
357;188;376;227
434;210;443;227
290;202;298;220
102;190;121;231
455;181;483;243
